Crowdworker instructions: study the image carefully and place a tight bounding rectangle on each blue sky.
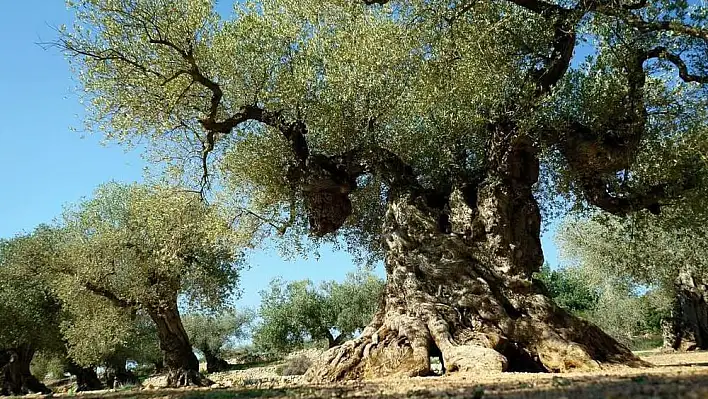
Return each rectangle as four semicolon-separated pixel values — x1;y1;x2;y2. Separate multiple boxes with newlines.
0;1;561;311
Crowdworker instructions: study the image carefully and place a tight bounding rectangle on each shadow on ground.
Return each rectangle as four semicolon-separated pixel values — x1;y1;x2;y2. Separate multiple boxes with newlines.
56;371;708;399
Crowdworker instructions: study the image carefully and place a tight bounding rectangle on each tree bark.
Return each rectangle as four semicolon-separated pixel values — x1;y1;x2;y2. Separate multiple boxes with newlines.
662;274;708;351
65;360;103;392
153;359;165;374
203;349;230;373
0;344;51;395
306;133;646;382
147;303;209;387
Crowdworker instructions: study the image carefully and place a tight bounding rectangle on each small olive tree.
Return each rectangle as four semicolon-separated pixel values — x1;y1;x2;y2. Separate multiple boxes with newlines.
0;229;61;395
51;182;245;387
559;213;708;350
254;270;384;353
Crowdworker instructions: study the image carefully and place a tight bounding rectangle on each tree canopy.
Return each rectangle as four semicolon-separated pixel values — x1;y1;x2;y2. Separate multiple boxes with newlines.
52;182;243;312
254;270;384;353
0;230;63;355
535;263;598;315
558;211;708;349
57;0;708;380
60;0;708;250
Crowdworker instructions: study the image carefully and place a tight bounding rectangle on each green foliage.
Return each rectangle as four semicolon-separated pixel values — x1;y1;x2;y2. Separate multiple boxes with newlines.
584;281;665;345
55;182;244;312
59;0;708;260
536;263;667;345
554;214;704;345
534;264;598;314
183;308;254;357
253;269;384;353
0;228;64;354
16;182;246;368
30;353;66;382
559;212;708;293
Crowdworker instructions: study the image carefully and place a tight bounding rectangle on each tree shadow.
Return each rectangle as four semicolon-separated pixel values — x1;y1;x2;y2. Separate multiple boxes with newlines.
59;369;708;399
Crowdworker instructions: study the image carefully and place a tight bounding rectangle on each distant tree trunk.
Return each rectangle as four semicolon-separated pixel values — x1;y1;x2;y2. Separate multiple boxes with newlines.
153;359;165;374
147;302;209;387
663;274;708;351
0;344;51;395
65;360;103;392
103;356;137;389
202;349;230;373
306;132;645;382
325;331;346;349
661;299;683;351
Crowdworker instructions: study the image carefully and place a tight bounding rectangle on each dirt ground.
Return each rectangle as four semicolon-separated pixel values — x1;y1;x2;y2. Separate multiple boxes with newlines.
15;350;708;399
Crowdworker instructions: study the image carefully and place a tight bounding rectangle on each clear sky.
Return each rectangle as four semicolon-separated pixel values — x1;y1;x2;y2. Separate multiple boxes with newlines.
0;0;561;311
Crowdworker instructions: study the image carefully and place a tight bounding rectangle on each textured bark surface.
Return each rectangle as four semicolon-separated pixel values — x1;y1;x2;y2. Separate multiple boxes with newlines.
148;304;210;387
306;135;645;382
662;274;708;351
0;345;51;395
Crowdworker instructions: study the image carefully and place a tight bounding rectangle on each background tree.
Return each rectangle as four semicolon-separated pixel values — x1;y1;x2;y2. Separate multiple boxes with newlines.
538;263;666;347
60;0;708;379
559;213;708;351
534;264;598;317
50;182;244;387
0;229;62;395
183;308;254;373
254;270;384;353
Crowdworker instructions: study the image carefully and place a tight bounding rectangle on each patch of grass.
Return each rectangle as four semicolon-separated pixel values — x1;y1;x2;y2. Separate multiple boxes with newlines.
628;336;663;352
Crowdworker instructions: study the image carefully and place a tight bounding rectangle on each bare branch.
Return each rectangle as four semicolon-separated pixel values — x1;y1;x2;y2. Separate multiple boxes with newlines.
644;47;708;84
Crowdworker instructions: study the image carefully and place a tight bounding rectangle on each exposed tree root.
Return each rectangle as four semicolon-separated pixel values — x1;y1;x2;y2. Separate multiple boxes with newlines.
305;187;649;383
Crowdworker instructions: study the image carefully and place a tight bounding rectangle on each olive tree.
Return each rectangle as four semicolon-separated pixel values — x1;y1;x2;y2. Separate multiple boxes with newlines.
52;182;244;386
254;270;384;353
559;214;708;350
0;230;60;395
183;308;254;372
60;0;707;379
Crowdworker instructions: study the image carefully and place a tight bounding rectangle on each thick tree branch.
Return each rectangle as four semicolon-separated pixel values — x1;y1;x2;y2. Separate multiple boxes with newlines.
530;16;577;96
595;6;708;42
83;281;137;309
579;174;697;216
644;47;708;84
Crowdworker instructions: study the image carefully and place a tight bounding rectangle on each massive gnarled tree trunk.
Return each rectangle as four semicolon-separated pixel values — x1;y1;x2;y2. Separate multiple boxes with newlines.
662;273;708;351
0;344;51;395
147;302;208;387
306;134;644;382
